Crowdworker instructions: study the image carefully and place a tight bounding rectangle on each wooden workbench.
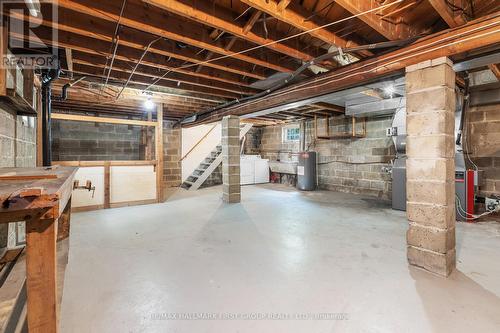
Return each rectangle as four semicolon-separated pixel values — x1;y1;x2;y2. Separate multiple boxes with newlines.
0;167;77;333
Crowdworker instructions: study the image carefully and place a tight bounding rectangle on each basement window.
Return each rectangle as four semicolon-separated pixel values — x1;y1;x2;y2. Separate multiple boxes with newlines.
282;125;300;143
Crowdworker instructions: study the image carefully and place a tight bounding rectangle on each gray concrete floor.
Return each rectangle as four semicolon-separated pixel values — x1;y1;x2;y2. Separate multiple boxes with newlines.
60;184;500;332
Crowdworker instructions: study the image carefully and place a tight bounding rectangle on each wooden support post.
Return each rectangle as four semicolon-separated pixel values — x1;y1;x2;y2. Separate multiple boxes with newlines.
25;215;58;333
155;104;164;202
104;162;110;208
57;197;71;241
0;18;8;96
352;117;356;137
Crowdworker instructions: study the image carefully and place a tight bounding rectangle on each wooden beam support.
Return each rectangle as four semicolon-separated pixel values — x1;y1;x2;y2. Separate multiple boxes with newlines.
51;113;158;127
241;0;373;57
70;51;258;96
7;20;257;90
0;19;7;96
9;8;267;80
69;62;239;99
489;63;500;81
242;10;262;34
50;0;296;73
196;13;500;123
143;0;321;62
334;0;420;40
65;48;73;72
428;0;466;28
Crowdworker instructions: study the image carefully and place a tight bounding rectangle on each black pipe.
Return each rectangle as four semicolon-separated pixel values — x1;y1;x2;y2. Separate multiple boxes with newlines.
53;83;70;102
41;68;60;166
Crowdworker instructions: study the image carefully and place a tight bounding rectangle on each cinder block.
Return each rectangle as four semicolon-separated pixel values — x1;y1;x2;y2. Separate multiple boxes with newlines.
406;62;455;92
407;246;456;277
406;134;455;159
406;158;455;181
407;202;455;228
407;180;455;206
223;192;240;203
407;110;455;136
406;87;455;115
407;224;455;253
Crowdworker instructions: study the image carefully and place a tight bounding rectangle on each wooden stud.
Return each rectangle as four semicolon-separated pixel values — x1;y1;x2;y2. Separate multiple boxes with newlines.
51;113;157;127
0;18;7;96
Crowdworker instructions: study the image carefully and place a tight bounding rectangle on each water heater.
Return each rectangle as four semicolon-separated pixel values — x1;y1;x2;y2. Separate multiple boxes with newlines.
297;151;317;191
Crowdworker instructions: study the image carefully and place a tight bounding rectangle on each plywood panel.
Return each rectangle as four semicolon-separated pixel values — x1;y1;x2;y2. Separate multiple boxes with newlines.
110;166;156;203
72;167;105;208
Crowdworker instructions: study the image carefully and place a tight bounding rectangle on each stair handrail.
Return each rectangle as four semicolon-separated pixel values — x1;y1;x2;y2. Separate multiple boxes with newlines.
179;123;218;162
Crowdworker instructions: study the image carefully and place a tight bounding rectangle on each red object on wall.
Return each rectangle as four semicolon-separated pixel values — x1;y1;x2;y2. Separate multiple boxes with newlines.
466;170;475;223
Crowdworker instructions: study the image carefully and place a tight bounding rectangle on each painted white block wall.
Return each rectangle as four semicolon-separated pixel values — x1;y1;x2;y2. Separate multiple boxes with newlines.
181;122;221;181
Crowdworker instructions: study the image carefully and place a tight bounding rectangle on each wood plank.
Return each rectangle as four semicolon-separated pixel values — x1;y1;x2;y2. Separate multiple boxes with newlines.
53;160;157;167
242;10;262;34
196;13;500;123
334;0;420;40
0;20;7;96
241;0;373;57
144;0;323;63
0;174;57;181
25;215;58;333
8;29;247;99
50;0;296;73
489;63;500;80
428;0;466;27
29;7;266;80
64;48;73;72
51;113;158;127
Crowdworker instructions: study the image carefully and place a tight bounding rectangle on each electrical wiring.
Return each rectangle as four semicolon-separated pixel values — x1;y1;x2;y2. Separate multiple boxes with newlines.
216;20;500;117
171;0;405;72
455;194;499;220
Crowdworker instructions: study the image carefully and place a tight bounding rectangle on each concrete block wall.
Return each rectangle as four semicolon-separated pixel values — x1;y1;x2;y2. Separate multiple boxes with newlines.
467;103;500;196
0;108;37;250
51;119;142;161
254;116;394;199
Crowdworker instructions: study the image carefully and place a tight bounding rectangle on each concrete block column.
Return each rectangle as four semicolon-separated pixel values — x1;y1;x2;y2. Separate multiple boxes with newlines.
222;115;240;203
405;57;456;277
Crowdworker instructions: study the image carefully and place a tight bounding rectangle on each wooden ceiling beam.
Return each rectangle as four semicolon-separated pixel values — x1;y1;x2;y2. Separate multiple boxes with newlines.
428;0;467;28
9;27;258;97
489;64;500;81
70;51;258;96
195;13;500;123
240;0;373;57
9;8;266;80
334;0;422;40
242;9;262;34
8;14;259;87
71;63;241;99
49;0;297;73
143;0;323;63
311;102;345;113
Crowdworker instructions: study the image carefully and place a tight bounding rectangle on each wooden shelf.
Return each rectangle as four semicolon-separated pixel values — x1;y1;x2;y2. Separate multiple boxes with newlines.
0;88;37;116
